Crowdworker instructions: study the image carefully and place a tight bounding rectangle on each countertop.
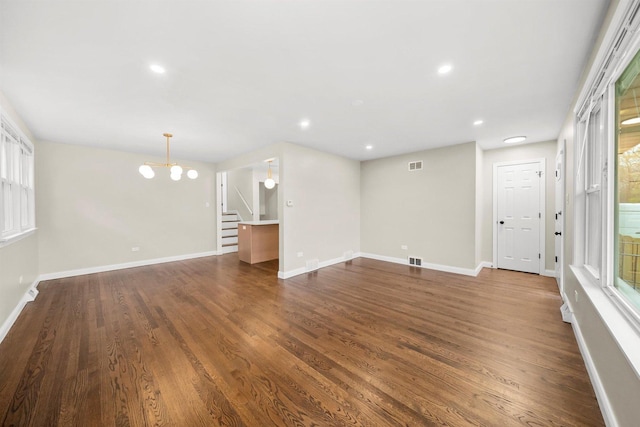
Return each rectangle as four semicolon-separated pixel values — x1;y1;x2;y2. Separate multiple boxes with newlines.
238;220;279;226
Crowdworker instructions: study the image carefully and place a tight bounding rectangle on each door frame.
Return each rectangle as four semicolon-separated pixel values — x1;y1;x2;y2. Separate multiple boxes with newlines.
492;158;546;274
555;141;565;294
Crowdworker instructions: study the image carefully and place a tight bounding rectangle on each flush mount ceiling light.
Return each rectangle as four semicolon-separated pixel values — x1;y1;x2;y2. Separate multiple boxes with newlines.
264;160;276;189
149;64;166;74
473;119;484;126
138;133;198;181
438;64;453;75
622;89;640;125
299;119;311;129
503;136;527;144
365;144;373;150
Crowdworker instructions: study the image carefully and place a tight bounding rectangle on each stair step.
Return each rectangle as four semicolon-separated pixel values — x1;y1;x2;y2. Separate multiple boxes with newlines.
222;223;239;230
222;245;238;254
222;236;238;245
221;229;237;237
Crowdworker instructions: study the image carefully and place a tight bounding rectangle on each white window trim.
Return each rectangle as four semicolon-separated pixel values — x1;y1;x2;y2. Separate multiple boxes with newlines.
0;227;36;248
0;106;35;245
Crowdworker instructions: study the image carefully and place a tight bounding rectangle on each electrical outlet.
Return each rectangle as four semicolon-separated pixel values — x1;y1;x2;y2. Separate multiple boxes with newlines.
297;252;303;257
574;290;579;302
401;245;408;250
132;246;140;252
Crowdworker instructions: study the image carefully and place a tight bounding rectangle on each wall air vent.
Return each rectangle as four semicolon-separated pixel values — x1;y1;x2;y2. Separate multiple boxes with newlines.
408;256;423;266
408;160;423;171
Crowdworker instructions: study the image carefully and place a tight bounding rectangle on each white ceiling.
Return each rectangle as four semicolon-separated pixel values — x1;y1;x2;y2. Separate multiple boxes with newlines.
0;0;609;163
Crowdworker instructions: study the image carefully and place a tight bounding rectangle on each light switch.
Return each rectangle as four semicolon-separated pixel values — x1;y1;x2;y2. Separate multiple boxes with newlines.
286;200;294;207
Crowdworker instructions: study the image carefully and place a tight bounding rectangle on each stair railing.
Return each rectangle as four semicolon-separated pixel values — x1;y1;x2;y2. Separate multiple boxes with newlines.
234;186;254;216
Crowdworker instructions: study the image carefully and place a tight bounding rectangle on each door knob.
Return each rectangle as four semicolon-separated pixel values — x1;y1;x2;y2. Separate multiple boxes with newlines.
499;221;504;224
555;231;562;236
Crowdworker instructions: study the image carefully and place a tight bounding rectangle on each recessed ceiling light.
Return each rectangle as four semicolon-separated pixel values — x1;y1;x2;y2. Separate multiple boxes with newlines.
150;64;166;74
299;119;311;129
504;136;527;144
365;144;373;150
438;64;453;75
473;120;484;126
622;117;640;125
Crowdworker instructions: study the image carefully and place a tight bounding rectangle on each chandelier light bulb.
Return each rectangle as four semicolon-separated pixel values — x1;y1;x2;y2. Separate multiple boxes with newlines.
264;178;276;189
187;169;198;179
171;173;181;181
139;165;154;179
170;165;183;175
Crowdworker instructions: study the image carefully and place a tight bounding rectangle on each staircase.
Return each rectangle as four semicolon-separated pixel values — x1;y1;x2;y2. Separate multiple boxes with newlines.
221;211;241;254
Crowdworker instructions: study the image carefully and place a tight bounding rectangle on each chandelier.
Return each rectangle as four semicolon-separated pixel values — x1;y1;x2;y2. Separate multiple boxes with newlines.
138;133;198;180
264;160;275;189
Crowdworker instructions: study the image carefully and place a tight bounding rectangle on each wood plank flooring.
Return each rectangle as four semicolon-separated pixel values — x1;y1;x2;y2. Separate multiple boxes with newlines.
0;255;604;426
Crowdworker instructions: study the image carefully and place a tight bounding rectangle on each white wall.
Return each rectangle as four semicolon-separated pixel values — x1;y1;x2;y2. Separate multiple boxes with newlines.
481;140;557;271
280;143;360;274
0;92;39;339
36;140;217;275
361;141;478;271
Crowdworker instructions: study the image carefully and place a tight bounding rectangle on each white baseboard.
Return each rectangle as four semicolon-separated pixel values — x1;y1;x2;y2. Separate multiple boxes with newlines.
278;268;306;279
0;279;39;344
542;269;556;277
476;261;493;274
38;250;219;281
560;302;573;323
359;252;482;277
278;253;357;279
570;310;617;427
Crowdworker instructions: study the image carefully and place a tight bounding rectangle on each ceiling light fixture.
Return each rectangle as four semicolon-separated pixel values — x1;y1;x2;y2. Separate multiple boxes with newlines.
438;64;453;74
264;160;276;189
503;136;527;144
365;144;373;150
299;119;311;129
138;133;198;181
622;89;640;125
473;120;484;126
149;64;166;74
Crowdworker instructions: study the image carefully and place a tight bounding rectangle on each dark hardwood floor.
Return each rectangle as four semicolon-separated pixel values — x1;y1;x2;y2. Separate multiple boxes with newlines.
0;255;604;426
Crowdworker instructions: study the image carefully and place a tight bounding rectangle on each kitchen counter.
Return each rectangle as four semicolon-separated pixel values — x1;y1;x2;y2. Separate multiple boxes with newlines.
237;222;279;264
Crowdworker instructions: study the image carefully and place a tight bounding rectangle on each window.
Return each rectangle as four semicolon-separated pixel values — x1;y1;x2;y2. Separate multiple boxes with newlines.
615;48;640;312
576;92;608;283
0;110;35;244
585;102;605;278
573;1;640;327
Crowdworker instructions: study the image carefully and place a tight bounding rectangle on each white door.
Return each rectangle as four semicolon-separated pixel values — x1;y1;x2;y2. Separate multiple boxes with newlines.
496;162;542;274
555;144;565;290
